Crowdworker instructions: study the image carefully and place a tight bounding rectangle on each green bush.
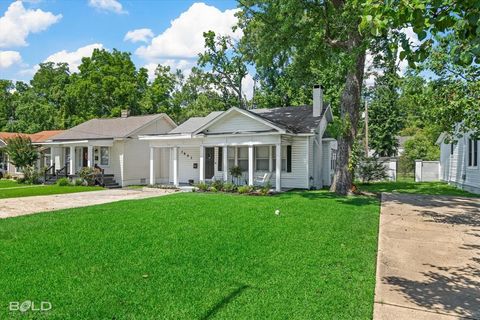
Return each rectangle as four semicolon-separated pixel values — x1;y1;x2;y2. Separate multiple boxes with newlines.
357;157;389;184
238;185;254;194
79;167;95;186
74;178;85;186
209;186;218;192
22;165;41;184
222;182;236;192
56;178;72;186
211;179;224;190
229;165;243;184
259;181;272;195
195;182;209;191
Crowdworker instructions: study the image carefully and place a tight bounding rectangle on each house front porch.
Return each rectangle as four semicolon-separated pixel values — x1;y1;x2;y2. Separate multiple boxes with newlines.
148;142;292;192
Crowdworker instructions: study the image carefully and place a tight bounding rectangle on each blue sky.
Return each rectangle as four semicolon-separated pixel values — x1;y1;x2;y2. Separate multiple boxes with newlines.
0;0;240;83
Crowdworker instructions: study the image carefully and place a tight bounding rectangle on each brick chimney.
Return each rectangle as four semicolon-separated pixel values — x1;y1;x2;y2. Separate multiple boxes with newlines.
121;109;130;118
313;84;323;117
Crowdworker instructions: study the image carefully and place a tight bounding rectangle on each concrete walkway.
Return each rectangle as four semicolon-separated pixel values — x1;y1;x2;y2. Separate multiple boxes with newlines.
374;193;480;319
0;188;177;219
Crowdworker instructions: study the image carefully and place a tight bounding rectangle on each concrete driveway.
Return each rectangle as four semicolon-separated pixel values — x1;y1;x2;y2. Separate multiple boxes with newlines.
0;188;176;219
374;193;480;319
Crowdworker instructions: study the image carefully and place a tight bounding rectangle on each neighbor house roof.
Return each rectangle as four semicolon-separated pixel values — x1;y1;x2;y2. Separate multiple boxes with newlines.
51;114;172;141
0;132;28;142
30;130;65;143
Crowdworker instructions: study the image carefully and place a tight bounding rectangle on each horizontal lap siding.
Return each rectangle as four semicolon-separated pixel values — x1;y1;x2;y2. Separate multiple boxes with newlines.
440;134;480;193
281;136;309;189
177;147;200;184
206;113;272;134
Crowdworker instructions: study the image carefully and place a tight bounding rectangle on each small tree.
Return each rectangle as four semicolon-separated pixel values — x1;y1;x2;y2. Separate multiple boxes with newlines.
357;156;389;184
229;165;243;185
4;136;39;182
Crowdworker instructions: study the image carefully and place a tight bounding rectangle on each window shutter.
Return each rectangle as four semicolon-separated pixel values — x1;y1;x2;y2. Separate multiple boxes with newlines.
469;139;473;166
218;147;223;171
287;145;292;172
475;140;478;167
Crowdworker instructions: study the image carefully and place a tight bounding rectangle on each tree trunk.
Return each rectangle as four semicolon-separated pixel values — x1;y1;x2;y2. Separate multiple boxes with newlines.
330;46;366;195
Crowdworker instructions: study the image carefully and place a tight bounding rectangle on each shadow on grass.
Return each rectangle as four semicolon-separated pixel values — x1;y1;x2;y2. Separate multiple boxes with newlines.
200;284;250;320
276;190;379;206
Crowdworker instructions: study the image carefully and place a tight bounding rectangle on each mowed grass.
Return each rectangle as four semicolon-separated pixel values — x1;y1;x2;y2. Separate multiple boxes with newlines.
0;180;103;199
357;178;480;197
0;191;379;319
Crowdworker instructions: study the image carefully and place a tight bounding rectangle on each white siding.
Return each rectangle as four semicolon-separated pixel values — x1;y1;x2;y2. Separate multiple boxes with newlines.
280;136;309;189
176;147;200;184
205;111;272;134
439;132;480;194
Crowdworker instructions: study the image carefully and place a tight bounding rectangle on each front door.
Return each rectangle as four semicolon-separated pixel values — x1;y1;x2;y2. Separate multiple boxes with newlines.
82;147;88;167
205;147;215;179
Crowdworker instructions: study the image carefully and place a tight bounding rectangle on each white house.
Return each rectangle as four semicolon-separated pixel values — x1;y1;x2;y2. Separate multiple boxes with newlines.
39;112;177;187
140;85;336;191
437;131;480;194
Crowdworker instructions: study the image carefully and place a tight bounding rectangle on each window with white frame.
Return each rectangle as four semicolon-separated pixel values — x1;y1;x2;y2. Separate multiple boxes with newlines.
255;146;269;171
468;138;478;167
237;147;248;171
100;147;110;166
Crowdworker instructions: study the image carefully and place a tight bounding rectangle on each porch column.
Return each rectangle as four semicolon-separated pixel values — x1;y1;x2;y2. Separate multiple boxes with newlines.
248;145;254;186
268;146;273;172
149;147;155;185
275;144;281;191
199;146;205;182
223;146;228;181
69;146;75;175
87;145;93;167
173;147;179;187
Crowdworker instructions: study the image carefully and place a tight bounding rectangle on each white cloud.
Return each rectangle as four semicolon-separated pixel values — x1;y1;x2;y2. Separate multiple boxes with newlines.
0;50;21;68
45;43;104;72
88;0;127;14
124;28;154;43
144;60;195;81
136;2;241;61
0;1;61;48
18;64;39;76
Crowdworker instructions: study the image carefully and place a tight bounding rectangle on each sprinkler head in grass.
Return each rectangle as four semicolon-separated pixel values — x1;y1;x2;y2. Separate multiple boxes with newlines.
275;210;280;216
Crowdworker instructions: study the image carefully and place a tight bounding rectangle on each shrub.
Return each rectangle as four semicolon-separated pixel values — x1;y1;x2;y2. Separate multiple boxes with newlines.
238;185;254;194
56;177;72;186
209;186;218;192
195;182;209;191
74;178;85;186
211;179;224;191
23;165;41;184
229;165;243;184
357;156;389;183
4;136;38;181
259;181;272;195
222;182;236;192
3;173;12;180
79;167;95;186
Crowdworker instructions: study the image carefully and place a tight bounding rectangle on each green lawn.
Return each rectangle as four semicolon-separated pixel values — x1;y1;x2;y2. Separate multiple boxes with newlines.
357;178;480;197
0;180;103;199
0;191;379;319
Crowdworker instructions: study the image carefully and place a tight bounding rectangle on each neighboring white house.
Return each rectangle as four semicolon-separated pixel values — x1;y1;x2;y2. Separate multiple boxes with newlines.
140;85;336;191
437;131;480;194
39;112;177;187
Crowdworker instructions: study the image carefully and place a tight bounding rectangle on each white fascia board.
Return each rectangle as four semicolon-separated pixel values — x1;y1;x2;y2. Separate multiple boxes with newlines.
139;134;193;140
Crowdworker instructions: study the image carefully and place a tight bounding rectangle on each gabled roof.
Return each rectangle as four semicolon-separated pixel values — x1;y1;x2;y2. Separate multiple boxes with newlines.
0;132;28;142
168;105;332;136
249;105;330;134
51;114;175;141
169;112;223;134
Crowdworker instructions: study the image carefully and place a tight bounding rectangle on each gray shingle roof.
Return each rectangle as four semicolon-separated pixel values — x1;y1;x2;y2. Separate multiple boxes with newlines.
52;114;166;141
169;111;223;134
169;106;328;135
249;105;326;133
